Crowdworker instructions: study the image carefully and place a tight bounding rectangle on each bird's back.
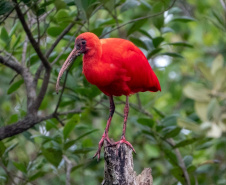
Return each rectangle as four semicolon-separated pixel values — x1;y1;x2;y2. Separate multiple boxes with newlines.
97;38;161;96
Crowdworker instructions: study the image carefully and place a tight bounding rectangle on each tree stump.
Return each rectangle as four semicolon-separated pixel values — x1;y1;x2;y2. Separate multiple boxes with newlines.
102;142;153;185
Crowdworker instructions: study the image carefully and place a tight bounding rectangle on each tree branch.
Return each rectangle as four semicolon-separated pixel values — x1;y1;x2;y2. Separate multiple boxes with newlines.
0;55;23;74
13;0;51;70
0;55;36;110
33;18;81;88
103;142;153;185
0;114;53;140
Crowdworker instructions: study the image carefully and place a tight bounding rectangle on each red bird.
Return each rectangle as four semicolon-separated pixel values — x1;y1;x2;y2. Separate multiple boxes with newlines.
56;32;161;159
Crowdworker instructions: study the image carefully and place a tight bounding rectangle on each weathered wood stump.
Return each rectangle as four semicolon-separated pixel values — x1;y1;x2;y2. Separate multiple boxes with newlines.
102;142;153;185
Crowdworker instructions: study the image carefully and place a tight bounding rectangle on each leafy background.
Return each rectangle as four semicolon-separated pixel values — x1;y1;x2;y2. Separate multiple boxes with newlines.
0;0;226;184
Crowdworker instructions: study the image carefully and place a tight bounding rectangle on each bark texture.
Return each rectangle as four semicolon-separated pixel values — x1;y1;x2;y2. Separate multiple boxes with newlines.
102;142;153;185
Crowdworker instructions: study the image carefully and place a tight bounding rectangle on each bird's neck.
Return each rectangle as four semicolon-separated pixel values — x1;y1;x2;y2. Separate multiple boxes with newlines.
83;40;102;67
82;42;102;82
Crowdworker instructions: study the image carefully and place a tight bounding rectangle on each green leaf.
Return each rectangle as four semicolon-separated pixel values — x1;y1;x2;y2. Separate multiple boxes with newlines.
9;22;19;37
63;114;79;139
46;120;58;131
197;62;212;81
161;27;174;34
137;118;155;128
163;126;181;138
171;167;185;183
129;37;148;50
54;0;67;11
153;15;164;30
73;147;94;154
195;101;208;122
213;68;226;91
120;0;140;13
127;19;147;36
147;48;162;59
177;118;200;132
212;10;225;30
161;52;183;58
7;114;19;124
138;29;153;39
0;27;10;44
187;165;196;173
207;98;221;122
152;37;164;48
152;107;166;118
12;34;22;49
163;149;177;166
71;163;85;172
29;171;46;181
0;1;13;16
4;143;18;154
211;54;224;75
7;80;24;94
56;9;72;23
166;42;193;48
171;16;195;23
41;147;62;167
13;162;27;173
183;155;193;167
47;26;64;37
183;83;210;102
161;114;179;126
0;141;6;157
64;129;99;150
174;138;199;148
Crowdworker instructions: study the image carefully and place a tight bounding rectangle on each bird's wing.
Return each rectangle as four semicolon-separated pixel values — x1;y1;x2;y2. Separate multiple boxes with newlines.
101;38;161;93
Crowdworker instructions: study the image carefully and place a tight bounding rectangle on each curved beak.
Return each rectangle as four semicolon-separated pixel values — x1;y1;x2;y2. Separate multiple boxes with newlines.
56;48;80;93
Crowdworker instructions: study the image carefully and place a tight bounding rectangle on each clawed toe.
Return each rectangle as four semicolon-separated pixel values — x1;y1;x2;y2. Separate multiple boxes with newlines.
93;133;113;160
113;137;136;154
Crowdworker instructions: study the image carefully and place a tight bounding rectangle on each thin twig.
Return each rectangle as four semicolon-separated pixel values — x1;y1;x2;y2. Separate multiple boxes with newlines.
168;138;191;185
22;36;28;66
9;73;19;85
13;0;51;70
45;17;79;58
118;100;153;118
33;18;81;88
54;115;65;126
63;155;73;185
58;108;82;115
37;16;40;46
0;162;17;185
51;25;83;66
136;93;142;110
54;65;72;114
100;0;177;38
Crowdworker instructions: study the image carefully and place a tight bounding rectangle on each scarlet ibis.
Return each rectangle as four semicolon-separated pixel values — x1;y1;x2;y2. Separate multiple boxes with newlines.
56;32;161;159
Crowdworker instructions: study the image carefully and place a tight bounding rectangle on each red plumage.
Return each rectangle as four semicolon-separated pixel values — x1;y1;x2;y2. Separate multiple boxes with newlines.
81;33;161;96
56;32;161;160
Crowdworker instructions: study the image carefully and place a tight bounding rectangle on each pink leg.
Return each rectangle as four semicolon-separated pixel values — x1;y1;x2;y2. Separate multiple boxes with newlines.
114;96;136;153
93;96;115;160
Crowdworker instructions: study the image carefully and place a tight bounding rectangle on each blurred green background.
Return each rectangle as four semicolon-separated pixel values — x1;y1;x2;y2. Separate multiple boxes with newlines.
0;0;226;184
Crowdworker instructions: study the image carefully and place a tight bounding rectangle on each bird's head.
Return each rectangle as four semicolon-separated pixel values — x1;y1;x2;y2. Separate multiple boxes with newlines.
56;32;100;93
74;32;100;55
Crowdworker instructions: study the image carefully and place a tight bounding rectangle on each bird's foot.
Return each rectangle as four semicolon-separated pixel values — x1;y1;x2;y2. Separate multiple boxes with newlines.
93;133;113;160
113;136;136;154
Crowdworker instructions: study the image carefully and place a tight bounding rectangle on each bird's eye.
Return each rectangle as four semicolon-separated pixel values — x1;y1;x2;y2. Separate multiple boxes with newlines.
81;40;86;45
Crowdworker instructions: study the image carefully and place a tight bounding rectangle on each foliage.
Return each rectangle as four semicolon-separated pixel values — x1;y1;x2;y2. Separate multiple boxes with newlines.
0;0;226;184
